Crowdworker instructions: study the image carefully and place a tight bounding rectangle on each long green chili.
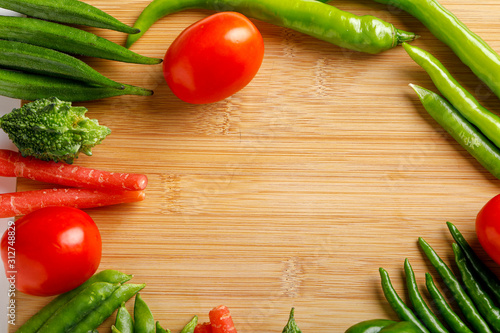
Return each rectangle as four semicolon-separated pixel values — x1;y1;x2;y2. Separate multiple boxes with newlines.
126;0;417;54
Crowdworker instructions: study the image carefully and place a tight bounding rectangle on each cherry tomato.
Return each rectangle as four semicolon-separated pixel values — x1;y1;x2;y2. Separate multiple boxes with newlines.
163;11;264;104
0;206;101;296
476;194;500;265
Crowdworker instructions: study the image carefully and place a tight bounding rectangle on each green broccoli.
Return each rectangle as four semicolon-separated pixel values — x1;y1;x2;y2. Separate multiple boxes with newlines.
0;97;111;164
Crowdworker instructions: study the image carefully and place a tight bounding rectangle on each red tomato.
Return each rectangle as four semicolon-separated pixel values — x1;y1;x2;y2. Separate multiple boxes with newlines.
163;12;264;104
0;206;102;296
476;194;500;265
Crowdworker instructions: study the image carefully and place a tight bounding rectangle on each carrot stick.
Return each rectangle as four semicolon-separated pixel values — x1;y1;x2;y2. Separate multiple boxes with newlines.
194;323;213;333
209;306;237;333
0;188;145;217
0;149;148;191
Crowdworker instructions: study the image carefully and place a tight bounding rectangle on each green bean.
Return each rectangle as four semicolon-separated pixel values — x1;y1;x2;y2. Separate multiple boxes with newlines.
409;84;500;180
126;0;417;54
373;0;500;101
134;293;155;333
0;69;152;101
404;259;449;333
418;237;492;333
379;267;430;333
156;321;172;333
69;283;146;333
0;16;161;64
0;0;139;34
37;282;120;333
425;273;473;333
115;302;134;333
16;269;132;333
180;315;198;333
453;243;500;332
0;40;125;89
345;319;397;333
447;222;500;304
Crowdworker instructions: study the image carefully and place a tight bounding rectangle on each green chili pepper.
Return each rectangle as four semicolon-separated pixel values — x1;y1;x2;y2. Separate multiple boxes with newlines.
180;316;198;333
373;0;500;101
0;0;139;34
403;42;500;150
404;259;449;333
37;282;120;333
410;84;500;180
156;321;171;333
126;0;417;54
69;283;146;333
134;293;155;333
379;267;430;333
115;302;134;333
425;273;473;333
345;319;397;333
447;222;500;305
0;16;161;64
453;243;500;332
418;237;492;333
16;270;132;333
0;69;153;102
379;321;422;332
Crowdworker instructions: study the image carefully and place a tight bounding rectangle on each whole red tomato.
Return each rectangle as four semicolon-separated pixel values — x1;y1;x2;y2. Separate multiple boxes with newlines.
476;194;500;265
0;206;102;296
163;11;264;104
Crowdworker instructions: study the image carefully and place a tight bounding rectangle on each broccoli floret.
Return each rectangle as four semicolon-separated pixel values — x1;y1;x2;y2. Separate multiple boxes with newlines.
0;97;111;164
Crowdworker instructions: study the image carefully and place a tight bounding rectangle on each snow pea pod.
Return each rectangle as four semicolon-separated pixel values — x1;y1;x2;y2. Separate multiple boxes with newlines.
115;302;134;333
373;0;500;101
180;315;198;333
126;0;417;54
134;293;155;333
0;0;139;33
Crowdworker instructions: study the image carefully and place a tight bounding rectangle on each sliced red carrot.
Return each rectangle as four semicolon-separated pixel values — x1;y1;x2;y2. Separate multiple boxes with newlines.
0;188;145;217
209;305;237;333
0;149;148;191
194;323;213;333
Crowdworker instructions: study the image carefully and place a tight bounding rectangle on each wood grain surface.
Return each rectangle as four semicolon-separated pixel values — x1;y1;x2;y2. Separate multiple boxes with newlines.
11;0;500;331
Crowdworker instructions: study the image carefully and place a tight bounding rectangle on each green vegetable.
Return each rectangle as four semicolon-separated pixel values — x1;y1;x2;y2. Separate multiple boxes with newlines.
134;293;155;333
37;282;120;333
0;16;161;64
410;84;500;180
0;97;111;164
282;308;302;333
373;0;500;101
111;326;123;333
345;319;397;333
418;237;492;333
115;302;134;333
180;316;198;333
403;42;500;151
156;321;171;333
16;270;133;333
126;0;417;54
378;322;422;332
0;68;152;102
0;0;140;33
0;40;126;89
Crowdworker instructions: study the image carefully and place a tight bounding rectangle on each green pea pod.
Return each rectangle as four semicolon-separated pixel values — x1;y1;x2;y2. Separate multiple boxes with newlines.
418;237;492;333
373;0;500;101
115;302;134;333
0;0;139;34
134;293;155;333
447;222;500;304
37;282;120;333
126;0;417;54
379;321;422;332
111;326;123;333
0;16;161;64
0;69;153;102
453;243;500;332
410;84;500;180
180;315;198;333
156;321;171;333
404;259;449;333
69;283;146;333
345;319;397;333
403;42;500;151
282;308;302;333
16;270;132;333
425;273;473;333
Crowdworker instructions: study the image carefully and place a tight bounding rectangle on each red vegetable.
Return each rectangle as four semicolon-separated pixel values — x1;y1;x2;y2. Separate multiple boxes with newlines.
0;149;148;191
209;305;237;333
163;12;264;104
0;188;145;217
476;194;500;265
194;323;213;333
0;206;101;296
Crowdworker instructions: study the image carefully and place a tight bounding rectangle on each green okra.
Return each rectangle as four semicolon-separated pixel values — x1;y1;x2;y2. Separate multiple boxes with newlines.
0;0;140;34
134;293;155;333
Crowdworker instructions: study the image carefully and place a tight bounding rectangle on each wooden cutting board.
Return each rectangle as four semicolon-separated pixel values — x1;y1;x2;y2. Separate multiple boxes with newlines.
12;0;500;331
